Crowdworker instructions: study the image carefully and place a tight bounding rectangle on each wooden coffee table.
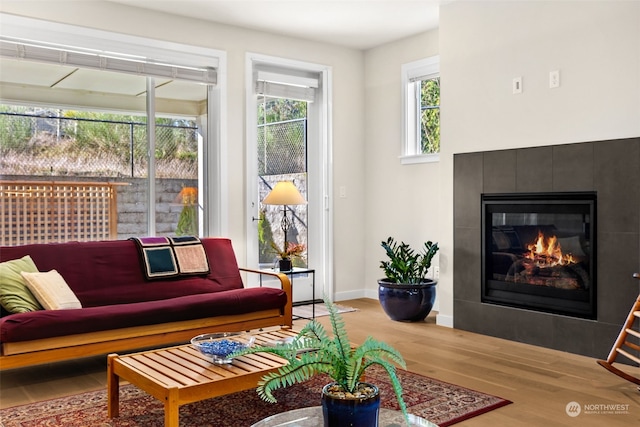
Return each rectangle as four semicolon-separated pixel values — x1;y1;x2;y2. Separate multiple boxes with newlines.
107;328;297;427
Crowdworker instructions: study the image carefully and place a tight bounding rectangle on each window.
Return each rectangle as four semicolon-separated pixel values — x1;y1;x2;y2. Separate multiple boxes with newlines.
401;56;440;164
0;14;226;241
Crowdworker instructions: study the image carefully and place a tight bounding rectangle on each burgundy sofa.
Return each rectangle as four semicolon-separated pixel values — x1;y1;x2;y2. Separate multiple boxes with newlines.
0;238;292;370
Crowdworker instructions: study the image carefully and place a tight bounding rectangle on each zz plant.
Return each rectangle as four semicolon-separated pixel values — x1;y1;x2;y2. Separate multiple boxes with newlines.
380;237;439;284
231;296;410;425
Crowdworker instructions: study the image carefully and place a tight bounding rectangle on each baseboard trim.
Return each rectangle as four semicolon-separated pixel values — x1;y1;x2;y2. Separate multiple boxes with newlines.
334;289;370;301
436;313;454;328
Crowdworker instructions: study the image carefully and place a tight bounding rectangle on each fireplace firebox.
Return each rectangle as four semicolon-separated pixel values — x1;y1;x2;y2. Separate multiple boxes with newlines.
481;192;596;319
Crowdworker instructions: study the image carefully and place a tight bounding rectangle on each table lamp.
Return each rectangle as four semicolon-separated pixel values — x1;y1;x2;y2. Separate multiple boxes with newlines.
262;181;307;257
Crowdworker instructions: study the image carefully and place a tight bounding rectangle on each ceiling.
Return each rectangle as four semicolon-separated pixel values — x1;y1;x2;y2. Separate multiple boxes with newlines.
0;58;209;115
110;0;442;50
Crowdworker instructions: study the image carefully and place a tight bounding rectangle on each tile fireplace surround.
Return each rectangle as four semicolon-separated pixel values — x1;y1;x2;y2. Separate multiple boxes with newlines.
454;137;640;359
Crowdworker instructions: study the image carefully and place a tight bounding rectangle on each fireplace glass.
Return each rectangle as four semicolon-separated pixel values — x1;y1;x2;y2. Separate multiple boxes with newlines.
481;192;596;319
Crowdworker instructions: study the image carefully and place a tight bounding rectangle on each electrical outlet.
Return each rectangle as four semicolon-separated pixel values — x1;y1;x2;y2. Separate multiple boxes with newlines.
549;70;560;88
433;266;440;280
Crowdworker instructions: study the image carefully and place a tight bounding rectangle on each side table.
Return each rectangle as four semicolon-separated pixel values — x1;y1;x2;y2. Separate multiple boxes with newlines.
259;267;317;319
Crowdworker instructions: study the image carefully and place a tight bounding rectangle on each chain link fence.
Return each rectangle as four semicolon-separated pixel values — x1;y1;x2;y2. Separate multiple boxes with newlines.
257;118;306;175
0;109;198;179
1;109;305;179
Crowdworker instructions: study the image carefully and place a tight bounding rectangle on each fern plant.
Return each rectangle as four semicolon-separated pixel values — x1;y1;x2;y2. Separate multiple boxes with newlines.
380;237;439;284
231;297;410;425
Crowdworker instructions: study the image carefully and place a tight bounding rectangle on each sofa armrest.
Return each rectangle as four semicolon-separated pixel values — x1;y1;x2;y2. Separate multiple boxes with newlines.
239;268;292;328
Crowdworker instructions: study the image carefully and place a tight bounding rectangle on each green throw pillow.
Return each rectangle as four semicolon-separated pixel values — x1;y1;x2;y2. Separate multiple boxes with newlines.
0;255;44;313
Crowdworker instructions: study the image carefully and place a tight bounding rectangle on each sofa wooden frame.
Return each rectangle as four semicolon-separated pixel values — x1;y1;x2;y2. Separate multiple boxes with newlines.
0;269;292;371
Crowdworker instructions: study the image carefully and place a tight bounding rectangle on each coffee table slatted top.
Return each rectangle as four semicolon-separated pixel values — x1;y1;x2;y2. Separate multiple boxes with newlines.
108;328;299;427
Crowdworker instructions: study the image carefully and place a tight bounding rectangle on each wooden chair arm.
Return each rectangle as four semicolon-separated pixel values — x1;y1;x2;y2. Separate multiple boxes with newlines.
239;267;293;328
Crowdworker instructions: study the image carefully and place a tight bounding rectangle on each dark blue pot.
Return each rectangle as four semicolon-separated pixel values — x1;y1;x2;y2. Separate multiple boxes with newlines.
378;279;436;322
321;382;380;427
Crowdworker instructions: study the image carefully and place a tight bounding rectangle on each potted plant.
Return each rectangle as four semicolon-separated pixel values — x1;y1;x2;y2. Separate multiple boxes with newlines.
270;241;306;271
232;297;411;427
378;237;439;322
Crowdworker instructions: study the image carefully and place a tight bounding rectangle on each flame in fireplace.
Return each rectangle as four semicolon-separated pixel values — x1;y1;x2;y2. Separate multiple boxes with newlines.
525;231;576;267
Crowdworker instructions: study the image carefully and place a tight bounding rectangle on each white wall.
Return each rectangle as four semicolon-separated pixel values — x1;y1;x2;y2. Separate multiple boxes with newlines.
0;0;366;300
437;1;640;324
361;31;441;304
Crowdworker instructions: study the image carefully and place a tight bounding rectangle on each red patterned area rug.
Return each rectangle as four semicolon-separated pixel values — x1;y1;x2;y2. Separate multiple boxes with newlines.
0;366;510;427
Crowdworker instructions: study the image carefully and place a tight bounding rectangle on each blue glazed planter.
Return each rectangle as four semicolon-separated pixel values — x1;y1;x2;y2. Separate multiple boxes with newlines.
378;279;437;322
321;382;380;427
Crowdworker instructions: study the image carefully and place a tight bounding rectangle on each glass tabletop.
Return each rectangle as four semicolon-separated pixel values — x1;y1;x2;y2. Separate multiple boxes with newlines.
251;406;438;427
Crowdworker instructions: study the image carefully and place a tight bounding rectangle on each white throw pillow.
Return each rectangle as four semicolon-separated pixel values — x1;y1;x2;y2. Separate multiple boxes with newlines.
20;270;82;310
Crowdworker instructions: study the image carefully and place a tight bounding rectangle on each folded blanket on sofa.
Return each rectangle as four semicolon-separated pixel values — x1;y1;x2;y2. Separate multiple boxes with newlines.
130;236;210;279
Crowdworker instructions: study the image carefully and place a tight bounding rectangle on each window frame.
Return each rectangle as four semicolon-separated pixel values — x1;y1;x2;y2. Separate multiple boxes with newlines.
245;53;333;300
400;55;440;165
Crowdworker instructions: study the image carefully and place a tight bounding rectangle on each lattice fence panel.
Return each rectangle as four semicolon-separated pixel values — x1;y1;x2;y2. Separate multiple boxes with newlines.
0;181;121;246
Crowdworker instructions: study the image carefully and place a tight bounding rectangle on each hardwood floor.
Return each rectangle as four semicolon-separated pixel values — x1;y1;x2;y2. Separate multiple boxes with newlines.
1;298;639;426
